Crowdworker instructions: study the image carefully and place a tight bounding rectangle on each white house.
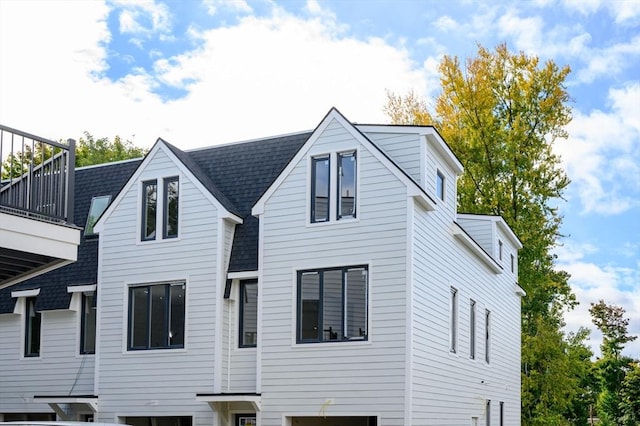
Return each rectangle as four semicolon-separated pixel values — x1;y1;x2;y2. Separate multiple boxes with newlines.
0;108;524;426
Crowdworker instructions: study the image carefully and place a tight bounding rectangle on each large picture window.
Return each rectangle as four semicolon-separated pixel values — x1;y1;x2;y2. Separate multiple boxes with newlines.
239;280;258;347
297;266;368;343
24;297;41;357
311;156;330;223
80;293;97;354
163;177;179;238
128;282;185;350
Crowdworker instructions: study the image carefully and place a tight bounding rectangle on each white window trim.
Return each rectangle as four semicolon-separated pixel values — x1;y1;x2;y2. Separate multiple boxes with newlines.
137;175;183;244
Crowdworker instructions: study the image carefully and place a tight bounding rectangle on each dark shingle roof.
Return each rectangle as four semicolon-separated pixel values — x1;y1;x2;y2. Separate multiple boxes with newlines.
0;159;141;313
0;131;310;312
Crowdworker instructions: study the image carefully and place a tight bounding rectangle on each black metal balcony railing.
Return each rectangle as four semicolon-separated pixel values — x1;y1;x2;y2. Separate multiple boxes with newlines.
0;124;75;224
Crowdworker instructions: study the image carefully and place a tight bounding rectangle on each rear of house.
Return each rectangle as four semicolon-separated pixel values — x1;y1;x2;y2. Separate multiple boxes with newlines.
0;108;523;425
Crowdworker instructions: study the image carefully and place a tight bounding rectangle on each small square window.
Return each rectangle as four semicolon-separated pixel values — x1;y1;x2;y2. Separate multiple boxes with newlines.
239;280;258;347
84;195;111;236
436;170;445;201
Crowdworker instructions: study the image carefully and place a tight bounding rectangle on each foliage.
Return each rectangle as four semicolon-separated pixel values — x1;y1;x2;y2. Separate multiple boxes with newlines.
384;43;583;425
75;132;146;167
589;300;637;358
619;362;640;425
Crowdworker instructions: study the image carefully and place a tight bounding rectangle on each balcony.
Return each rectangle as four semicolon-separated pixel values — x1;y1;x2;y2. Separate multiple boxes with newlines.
0;124;80;288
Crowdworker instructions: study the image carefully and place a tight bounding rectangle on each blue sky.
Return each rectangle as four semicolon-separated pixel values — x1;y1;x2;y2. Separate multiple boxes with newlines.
0;0;638;357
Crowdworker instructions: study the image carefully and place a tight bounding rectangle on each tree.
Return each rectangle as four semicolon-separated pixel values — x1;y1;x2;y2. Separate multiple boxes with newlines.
75;132;146;167
589;300;638;425
619;362;640;425
384;43;581;425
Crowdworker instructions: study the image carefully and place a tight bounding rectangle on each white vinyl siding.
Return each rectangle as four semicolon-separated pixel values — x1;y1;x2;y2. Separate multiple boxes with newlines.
258;118;408;425
362;131;422;184
95;148;218;423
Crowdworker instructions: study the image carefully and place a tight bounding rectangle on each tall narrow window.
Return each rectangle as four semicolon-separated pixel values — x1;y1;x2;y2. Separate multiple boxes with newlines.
24;297;41;357
128;282;185;350
450;287;458;353
510;254;515;273
486;400;491;426
141;180;157;241
311;156;330;223
436;170;445;201
470;299;476;359
485;309;491;363
498;240;503;260
298;266;368;343
80;293;97;354
239;280;258;347
163;177;179;238
499;402;504;426
84;195;111;236
338;152;356;219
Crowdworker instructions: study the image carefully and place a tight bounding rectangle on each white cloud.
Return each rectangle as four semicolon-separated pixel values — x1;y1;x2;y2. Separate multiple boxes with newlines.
203;0;253;16
0;0;426;149
434;16;458;32
556;83;640;215
558;242;640;358
497;10;544;53
576;35;640;83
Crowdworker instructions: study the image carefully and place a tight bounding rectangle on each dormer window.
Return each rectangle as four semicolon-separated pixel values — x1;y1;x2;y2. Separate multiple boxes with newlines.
311;156;330;223
85;195;111;236
436;170;445;201
141;177;179;241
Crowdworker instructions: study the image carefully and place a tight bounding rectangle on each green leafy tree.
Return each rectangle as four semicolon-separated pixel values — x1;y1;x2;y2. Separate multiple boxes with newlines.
75;132;146;167
619;362;640;425
384;43;584;425
589;300;638;425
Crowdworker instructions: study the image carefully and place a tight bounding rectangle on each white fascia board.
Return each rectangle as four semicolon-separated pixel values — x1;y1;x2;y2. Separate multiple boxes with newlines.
407;186;436;211
457;213;522;249
11;288;40;298
67;284;97;293
425;131;464;175
254;108;436;216
515;284;527;297
228;271;258;280
94;140;242;233
451;223;503;274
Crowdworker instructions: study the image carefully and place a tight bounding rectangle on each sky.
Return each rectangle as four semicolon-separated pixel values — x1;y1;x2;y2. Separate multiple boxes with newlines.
0;0;638;357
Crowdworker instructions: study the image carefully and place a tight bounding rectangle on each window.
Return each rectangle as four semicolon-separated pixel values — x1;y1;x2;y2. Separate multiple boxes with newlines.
498;240;503;260
128;282;185;350
24;297;41;357
163;177;179;238
486;400;491;426
239;280;258;347
485;309;491;363
311;156;330;223
141;180;157;241
125;417;192;426
338;151;356;219
297;266;368;343
450;287;458;353
80;293;97;354
235;414;256;426
510;254;515;273
499;402;504;426
84;195;111;236
470;299;476;359
436;170;445;201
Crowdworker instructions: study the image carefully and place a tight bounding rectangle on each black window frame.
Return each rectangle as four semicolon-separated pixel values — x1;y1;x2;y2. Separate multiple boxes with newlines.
510;254;515;272
436;169;445;201
498;240;503;260
235;414;256;426
450;287;458;353
485;309;491;363
310;155;330;223
470;299;476;359
24;297;41;357
141;180;158;241
499;401;504;426
127;282;186;351
337;151;357;220
80;292;97;354
163;176;179;239
84;195;111;237
239;279;258;348
486;400;491;426
297;265;368;344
